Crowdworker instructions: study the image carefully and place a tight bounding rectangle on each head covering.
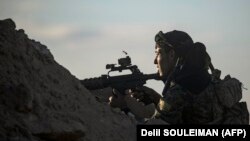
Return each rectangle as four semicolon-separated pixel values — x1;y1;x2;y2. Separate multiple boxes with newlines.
156;30;212;94
155;30;194;57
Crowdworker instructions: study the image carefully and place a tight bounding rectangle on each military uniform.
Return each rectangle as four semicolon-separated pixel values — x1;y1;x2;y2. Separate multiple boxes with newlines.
156;82;223;124
155;74;249;124
149;30;249;124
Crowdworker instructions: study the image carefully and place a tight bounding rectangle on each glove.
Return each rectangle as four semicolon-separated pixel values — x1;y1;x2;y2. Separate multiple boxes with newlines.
130;86;162;105
125;95;156;119
125;86;162;119
109;88;158;119
108;89;128;110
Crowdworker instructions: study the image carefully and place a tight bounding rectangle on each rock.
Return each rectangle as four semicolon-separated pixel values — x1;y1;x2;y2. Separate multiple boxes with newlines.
0;18;136;141
0;18;16;30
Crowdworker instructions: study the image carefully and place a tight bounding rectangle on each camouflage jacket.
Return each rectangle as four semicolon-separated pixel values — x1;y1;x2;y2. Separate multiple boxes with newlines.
155;76;249;124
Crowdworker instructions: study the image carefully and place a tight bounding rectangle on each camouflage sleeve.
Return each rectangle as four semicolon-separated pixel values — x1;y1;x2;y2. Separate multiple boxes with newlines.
155;84;189;124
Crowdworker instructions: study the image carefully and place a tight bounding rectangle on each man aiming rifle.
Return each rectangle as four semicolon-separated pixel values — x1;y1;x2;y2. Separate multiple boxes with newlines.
83;30;249;124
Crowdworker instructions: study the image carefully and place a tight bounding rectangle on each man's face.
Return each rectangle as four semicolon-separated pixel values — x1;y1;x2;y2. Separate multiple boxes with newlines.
154;44;175;78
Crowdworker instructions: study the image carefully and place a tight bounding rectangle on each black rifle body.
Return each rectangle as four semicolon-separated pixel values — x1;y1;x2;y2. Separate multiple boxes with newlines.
81;73;160;93
81;55;161;93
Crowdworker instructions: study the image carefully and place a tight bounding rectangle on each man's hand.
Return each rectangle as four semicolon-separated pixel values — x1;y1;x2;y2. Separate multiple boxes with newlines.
131;86;162;105
109;87;162;119
125;94;156;119
108;89;128;109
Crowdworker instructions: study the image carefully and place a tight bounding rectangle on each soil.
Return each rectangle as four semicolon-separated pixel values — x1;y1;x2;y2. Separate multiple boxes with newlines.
0;18;140;141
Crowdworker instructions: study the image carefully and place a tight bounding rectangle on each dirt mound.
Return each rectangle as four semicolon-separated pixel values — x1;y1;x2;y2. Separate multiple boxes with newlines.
0;19;137;141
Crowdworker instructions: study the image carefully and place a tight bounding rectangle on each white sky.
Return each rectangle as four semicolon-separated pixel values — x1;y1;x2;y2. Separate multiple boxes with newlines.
1;0;250;111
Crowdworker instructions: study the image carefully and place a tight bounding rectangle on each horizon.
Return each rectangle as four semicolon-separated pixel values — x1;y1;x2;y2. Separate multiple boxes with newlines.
1;0;249;112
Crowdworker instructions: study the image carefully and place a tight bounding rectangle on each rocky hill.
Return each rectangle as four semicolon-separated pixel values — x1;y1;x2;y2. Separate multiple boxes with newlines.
0;19;137;141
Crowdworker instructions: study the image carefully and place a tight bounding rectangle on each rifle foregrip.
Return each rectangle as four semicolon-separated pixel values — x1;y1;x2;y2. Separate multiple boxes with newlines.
80;75;108;90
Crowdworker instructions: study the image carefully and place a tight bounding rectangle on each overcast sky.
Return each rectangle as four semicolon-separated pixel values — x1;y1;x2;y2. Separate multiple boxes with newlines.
1;0;250;110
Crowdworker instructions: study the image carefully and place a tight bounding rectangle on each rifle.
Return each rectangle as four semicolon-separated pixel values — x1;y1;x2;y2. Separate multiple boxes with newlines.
80;52;161;94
